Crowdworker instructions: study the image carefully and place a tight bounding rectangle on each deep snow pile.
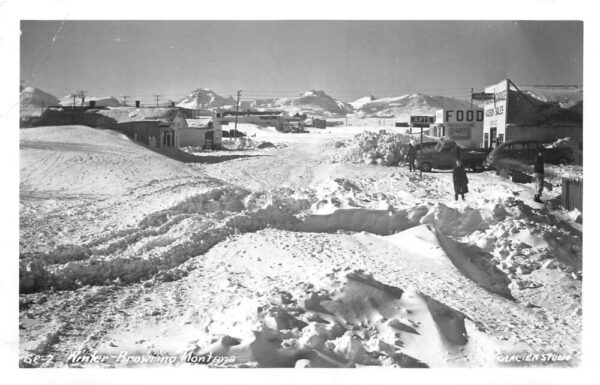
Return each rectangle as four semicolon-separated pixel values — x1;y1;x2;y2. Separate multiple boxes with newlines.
20;125;200;196
183;271;504;368
19;186;312;293
331;130;434;166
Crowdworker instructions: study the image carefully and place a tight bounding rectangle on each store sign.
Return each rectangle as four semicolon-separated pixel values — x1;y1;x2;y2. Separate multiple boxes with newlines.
472;92;495;101
483;79;509;136
444;110;484;123
447;124;473;140
410;115;435;127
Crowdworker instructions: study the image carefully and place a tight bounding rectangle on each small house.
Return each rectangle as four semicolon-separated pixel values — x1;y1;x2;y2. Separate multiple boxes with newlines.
182;117;223;149
98;107;188;149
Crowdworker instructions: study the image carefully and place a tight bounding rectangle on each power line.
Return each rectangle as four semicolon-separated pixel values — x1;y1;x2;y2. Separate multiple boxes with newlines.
75;90;87;107
121;95;130;106
152;94;161;107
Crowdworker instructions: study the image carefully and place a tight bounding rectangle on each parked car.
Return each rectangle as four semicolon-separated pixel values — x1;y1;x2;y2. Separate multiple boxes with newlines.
414;140;490;172
413;141;439;153
485;140;573;170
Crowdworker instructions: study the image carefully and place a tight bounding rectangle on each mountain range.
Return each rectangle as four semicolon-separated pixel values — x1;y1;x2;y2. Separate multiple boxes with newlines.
24;86;580;122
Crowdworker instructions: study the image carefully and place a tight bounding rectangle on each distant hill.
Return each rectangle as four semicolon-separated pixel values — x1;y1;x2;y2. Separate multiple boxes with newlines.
20;87;60;125
242;90;354;118
350;95;377;110
176;88;237;110
355;93;475;120
21;87;60;108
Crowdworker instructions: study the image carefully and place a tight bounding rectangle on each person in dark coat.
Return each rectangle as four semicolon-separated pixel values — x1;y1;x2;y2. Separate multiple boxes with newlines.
407;142;416;172
533;149;545;203
453;159;469;201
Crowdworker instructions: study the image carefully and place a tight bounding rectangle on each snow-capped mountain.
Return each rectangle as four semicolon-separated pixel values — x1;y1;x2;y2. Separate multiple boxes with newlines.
21;87;60;107
355;93;475;119
20;87;60;120
242;90;353;118
60;94;122;107
350;95;377;110
176;88;237;110
175;88;479;119
516;85;583;109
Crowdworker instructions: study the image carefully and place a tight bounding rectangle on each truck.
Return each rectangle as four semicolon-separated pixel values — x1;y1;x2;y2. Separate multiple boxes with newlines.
414;140;490;172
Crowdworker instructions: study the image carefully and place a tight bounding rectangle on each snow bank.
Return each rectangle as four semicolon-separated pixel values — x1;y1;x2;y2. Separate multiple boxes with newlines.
19;187;311;293
420;203;484;237
332;130;422;166
295;206;427;235
187;270;504;367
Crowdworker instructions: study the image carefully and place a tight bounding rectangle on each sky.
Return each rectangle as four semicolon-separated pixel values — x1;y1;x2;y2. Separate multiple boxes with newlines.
20;20;583;104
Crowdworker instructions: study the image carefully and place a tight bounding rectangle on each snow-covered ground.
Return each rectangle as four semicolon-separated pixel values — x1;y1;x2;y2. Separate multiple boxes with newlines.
19;122;582;368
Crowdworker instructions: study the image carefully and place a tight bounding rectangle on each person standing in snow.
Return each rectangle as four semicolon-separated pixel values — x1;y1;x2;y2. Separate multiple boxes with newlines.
533;149;545;203
453;159;468;201
407;142;416;172
455;143;461;160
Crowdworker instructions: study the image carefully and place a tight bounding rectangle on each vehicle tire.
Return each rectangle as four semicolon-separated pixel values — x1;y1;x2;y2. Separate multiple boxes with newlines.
473;163;485;173
421;162;432;172
557;158;569;166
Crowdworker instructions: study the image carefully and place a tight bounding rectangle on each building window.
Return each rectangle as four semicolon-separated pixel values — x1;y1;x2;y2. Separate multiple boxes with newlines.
484;133;489;148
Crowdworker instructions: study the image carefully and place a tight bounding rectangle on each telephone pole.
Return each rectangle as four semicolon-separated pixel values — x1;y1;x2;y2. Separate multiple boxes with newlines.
121;95;129;106
234;90;241;139
75;90;87;107
153;94;161;107
470;87;474;109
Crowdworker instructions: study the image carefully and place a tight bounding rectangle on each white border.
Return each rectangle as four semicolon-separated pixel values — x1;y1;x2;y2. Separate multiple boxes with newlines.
1;1;598;384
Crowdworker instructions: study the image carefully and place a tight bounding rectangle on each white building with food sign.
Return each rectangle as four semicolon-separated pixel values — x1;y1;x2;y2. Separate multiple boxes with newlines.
482;79;509;148
433;108;484;148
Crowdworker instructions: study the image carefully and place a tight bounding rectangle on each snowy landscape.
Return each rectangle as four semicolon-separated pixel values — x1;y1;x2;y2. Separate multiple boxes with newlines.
19;85;583;368
15;19;585;373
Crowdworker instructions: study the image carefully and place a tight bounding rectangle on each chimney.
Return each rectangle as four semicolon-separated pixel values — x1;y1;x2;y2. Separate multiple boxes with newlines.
171;101;175;107
135;100;140;108
89;100;96;108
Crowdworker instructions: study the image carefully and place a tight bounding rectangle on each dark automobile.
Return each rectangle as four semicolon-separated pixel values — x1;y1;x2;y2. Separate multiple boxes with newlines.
485;140;573;170
413;141;438;153
414;140;490;172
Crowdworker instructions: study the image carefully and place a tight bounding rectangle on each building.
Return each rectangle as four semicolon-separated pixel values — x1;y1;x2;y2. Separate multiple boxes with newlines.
182;117;222;149
482;79;583;149
99;107;188;149
433;108;484;148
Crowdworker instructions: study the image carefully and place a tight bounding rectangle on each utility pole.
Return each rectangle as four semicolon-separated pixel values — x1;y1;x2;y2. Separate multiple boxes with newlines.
153;94;161;107
420;127;424;179
470;88;473;109
76;90;87;107
72;94;77;109
234;90;241;139
122;95;129;106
